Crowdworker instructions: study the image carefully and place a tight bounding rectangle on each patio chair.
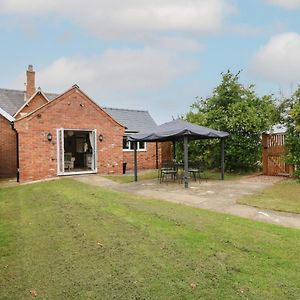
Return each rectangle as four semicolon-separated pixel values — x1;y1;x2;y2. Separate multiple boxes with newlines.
159;160;178;183
188;161;206;182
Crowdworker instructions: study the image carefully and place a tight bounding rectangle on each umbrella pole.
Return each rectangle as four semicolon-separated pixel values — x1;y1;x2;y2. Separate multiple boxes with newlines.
155;142;159;169
134;142;138;182
172;140;176;160
183;136;189;188
220;138;225;180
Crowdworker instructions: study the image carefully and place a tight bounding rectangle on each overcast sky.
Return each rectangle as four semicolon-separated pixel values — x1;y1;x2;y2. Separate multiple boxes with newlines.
1;0;300;124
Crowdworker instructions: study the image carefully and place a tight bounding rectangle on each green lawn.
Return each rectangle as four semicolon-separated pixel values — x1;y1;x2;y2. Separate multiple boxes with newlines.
0;179;300;299
238;180;300;214
105;169;244;184
105;170;159;183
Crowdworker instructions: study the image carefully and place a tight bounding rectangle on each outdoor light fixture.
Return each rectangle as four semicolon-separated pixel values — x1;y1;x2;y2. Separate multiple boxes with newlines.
47;133;52;141
99;134;103;142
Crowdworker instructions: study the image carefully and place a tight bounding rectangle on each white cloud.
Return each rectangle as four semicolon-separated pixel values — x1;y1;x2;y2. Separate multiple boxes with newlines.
0;0;233;38
147;36;203;52
251;32;300;84
265;0;300;9
31;48;196;97
227;22;286;37
0;0;56;14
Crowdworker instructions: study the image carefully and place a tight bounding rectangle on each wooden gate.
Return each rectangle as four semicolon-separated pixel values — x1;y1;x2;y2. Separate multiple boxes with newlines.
262;133;293;176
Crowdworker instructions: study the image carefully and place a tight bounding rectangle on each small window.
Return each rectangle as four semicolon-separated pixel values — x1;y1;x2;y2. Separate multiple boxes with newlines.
139;141;145;150
123;137;129;150
122;137;146;151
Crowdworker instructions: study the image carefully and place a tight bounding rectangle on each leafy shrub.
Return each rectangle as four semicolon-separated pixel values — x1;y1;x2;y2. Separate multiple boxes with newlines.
285;87;300;178
184;71;278;172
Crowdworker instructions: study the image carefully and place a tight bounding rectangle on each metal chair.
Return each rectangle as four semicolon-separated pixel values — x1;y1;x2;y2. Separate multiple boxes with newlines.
159;160;178;183
188;161;206;182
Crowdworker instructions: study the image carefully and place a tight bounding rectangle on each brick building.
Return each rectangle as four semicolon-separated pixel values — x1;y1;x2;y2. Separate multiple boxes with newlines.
0;108;17;177
0;66;171;182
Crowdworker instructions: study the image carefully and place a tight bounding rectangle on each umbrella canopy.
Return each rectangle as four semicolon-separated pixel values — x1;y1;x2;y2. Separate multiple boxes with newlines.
128;119;229;188
128;119;229;142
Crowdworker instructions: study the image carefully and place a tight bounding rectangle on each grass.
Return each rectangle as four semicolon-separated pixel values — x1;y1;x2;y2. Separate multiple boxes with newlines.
105;170;159;183
105;169;245;184
0;179;300;299
238;180;300;214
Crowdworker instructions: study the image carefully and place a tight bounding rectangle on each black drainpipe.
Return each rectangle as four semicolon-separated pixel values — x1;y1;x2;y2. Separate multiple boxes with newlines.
11;122;20;183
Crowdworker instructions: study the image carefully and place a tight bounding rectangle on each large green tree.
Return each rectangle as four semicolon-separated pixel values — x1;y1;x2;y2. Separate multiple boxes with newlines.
285;87;300;178
185;71;278;172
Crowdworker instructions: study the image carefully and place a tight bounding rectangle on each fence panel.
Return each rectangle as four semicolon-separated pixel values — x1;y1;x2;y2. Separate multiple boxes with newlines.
262;133;293;176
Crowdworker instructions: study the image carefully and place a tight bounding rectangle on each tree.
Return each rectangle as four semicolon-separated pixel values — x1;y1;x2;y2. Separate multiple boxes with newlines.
285;87;300;178
185;70;278;172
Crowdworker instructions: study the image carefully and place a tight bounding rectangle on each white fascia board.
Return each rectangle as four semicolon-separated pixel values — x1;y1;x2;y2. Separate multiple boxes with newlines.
0;107;15;122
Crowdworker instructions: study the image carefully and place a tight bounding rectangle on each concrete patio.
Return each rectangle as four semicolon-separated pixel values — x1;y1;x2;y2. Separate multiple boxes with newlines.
75;174;300;229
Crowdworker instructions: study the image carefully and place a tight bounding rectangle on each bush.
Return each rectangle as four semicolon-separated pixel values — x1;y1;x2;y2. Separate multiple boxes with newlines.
184;71;278;172
285;87;300;178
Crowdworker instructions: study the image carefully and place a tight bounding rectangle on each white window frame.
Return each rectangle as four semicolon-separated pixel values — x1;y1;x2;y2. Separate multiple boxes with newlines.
57;128;97;176
122;137;147;152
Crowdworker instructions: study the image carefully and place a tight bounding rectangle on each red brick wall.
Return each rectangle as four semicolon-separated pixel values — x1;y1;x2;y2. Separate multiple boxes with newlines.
15;87;125;182
161;142;173;162
0;115;17;177
123;142;161;171
15;93;48;119
123;141;172;171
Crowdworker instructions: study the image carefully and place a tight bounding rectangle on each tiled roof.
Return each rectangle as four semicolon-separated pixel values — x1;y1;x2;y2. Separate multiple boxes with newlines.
0;88;157;133
0;88;58;116
102;107;157;133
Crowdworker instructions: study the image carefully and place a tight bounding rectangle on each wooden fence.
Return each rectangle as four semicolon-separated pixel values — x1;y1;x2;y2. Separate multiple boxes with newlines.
262;133;293;176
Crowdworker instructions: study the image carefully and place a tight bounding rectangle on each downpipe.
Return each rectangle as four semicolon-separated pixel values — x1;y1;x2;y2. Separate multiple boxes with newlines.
11;122;20;183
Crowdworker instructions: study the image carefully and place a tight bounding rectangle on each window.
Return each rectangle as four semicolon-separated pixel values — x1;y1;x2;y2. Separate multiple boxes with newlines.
123;136;129;150
123;136;146;151
130;141;135;150
139;141;145;150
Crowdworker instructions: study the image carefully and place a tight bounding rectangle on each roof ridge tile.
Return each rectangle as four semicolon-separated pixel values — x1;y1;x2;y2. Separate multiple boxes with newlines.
102;106;148;113
0;88;25;93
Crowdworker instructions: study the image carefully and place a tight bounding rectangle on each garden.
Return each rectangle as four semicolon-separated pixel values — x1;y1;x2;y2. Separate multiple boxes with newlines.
0;179;299;299
1;70;300;299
